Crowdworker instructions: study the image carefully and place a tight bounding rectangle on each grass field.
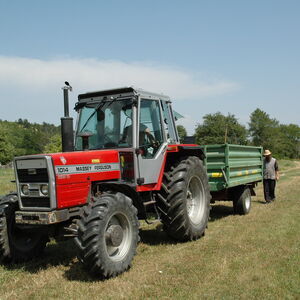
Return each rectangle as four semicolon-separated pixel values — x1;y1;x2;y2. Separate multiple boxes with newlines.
0;161;299;299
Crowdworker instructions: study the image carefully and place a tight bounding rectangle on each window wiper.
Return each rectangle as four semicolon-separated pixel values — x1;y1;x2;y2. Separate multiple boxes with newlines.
78;96;121;133
78;100;106;133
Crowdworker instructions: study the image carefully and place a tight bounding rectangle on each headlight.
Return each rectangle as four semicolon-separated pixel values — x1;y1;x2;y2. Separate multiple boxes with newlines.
40;184;49;196
21;184;29;196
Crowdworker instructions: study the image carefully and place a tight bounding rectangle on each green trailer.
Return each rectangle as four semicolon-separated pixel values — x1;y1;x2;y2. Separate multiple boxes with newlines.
201;144;263;214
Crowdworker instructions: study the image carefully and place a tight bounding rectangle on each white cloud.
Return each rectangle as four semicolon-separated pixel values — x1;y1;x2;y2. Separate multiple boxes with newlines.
0;56;239;123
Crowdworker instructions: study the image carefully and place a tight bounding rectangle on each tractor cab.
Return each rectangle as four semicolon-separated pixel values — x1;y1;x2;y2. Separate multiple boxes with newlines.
74;87;180;184
75;87;179;152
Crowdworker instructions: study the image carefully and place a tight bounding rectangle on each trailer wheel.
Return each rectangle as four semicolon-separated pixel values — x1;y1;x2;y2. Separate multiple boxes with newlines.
156;156;211;241
233;186;251;215
0;193;48;263
75;192;139;278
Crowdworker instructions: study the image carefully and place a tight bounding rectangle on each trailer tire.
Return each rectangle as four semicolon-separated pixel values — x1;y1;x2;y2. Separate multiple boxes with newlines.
233;186;251;215
75;192;139;278
156;156;211;241
0;193;48;263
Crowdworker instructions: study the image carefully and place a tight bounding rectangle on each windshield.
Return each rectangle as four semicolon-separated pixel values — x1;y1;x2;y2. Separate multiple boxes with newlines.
75;98;133;150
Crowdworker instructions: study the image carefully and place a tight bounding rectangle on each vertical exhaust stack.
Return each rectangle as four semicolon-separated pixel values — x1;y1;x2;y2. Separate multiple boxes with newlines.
61;82;74;152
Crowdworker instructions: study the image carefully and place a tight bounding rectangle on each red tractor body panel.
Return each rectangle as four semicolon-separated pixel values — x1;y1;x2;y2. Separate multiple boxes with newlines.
50;150;120;209
45;144;201;209
167;144;199;152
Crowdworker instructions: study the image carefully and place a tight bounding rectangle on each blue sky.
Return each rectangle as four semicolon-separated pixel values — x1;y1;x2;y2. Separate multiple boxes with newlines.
0;0;299;133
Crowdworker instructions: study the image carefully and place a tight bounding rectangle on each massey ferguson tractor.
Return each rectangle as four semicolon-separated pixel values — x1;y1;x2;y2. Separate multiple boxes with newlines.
0;85;211;278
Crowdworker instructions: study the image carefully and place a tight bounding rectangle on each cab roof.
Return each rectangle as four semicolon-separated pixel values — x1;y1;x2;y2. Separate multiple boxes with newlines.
78;87;171;102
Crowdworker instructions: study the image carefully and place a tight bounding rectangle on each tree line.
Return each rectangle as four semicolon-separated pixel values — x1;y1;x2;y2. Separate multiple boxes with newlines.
177;108;300;159
0;108;299;165
0;119;61;165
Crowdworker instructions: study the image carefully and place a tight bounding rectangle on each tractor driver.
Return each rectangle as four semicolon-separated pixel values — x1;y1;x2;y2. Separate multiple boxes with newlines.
120;123;156;146
119;104;156;149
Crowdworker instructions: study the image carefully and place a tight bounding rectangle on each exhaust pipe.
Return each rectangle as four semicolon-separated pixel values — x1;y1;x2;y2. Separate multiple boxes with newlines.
61;82;74;152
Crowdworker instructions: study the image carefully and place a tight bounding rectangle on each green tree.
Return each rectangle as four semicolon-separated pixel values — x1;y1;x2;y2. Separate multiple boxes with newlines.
275;124;300;159
0;126;14;164
195;112;247;145
248;109;300;158
248;108;279;149
44;134;62;153
176;125;187;143
0;119;61;158
21;129;44;155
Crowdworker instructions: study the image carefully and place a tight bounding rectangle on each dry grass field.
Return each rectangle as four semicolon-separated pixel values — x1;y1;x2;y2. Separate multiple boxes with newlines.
0;161;299;299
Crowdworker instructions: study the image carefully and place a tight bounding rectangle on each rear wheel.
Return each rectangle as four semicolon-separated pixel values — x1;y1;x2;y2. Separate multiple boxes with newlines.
156;156;211;241
233;186;251;215
75;192;139;278
0;193;48;263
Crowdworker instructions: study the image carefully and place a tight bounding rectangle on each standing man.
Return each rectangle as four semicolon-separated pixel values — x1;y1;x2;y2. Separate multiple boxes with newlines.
263;149;279;203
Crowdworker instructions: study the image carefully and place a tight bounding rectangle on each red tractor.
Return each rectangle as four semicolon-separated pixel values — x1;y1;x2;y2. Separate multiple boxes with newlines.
0;86;210;278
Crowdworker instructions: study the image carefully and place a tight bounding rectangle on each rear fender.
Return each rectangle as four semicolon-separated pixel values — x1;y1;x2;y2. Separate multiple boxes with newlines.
136;145;205;193
166;145;205;161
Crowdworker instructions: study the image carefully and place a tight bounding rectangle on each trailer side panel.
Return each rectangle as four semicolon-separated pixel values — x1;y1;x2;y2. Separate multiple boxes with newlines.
201;144;263;192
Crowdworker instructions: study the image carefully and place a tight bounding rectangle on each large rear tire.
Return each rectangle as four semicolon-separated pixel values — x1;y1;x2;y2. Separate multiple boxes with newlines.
156;156;211;241
74;192;139;278
0;193;48;263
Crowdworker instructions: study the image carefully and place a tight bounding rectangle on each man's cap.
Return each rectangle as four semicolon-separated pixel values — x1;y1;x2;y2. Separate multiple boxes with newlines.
263;149;272;156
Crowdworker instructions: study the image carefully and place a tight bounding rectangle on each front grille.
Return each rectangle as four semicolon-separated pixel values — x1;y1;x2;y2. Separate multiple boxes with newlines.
17;168;48;183
21;197;50;208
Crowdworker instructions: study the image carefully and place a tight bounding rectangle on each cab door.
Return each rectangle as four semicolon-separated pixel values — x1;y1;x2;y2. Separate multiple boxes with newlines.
161;100;179;144
136;98;167;185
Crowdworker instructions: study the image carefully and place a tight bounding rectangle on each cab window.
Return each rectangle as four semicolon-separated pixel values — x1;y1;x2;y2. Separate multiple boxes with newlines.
139;99;164;158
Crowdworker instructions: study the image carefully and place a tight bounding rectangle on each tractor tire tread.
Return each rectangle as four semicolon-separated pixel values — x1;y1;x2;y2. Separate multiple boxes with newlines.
0;193;48;264
74;192;139;278
156;156;211;241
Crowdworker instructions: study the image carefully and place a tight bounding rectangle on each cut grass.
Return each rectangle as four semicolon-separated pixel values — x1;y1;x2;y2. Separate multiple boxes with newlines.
0;162;299;299
0;167;15;196
278;159;299;171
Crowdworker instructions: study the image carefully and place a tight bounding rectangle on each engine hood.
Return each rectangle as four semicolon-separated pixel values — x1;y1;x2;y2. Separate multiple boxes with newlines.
49;149;121;184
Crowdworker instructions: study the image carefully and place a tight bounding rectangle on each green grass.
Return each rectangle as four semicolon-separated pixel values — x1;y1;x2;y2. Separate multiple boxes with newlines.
0;162;299;299
0;167;15;196
278;159;299;171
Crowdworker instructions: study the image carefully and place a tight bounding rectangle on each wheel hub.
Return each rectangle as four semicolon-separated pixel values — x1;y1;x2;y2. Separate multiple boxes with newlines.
186;189;193;213
186;175;205;225
106;225;124;247
245;195;251;210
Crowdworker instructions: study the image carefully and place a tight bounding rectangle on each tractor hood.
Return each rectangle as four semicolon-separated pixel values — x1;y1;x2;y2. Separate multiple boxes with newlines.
50;149;120;185
50;149;121;209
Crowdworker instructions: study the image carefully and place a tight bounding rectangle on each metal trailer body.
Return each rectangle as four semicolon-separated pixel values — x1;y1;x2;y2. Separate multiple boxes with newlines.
200;144;263;211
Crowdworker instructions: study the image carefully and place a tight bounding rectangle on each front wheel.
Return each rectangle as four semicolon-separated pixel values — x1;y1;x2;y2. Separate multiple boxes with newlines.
156;156;211;241
0;193;48;263
74;192;139;278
